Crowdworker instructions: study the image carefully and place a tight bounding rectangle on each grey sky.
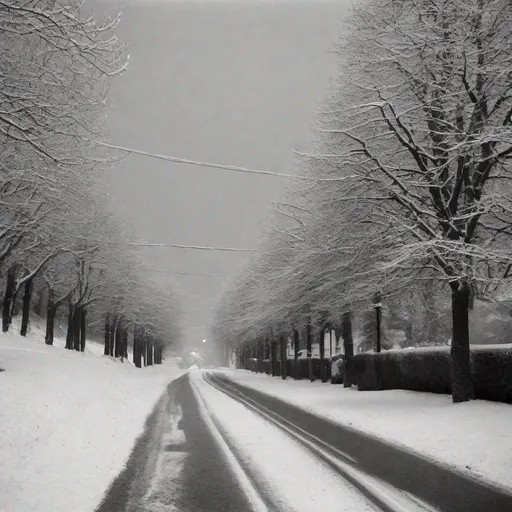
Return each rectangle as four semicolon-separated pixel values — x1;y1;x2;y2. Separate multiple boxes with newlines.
101;0;352;349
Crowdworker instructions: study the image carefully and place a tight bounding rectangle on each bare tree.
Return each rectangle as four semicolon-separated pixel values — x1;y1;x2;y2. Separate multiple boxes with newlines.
214;0;512;403
307;0;512;401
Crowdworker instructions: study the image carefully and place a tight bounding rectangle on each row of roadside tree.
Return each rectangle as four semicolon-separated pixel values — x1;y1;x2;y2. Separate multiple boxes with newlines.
212;0;512;402
0;0;181;363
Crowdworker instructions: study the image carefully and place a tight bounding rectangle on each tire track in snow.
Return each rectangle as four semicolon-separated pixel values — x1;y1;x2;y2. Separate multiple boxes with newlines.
206;371;512;512
203;371;437;512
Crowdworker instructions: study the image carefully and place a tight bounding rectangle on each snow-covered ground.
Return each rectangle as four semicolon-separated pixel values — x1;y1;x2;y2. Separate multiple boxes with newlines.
215;369;512;493
0;321;185;512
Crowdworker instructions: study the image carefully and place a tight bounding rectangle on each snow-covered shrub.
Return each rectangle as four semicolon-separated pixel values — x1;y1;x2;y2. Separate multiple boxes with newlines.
349;349;451;394
330;356;344;384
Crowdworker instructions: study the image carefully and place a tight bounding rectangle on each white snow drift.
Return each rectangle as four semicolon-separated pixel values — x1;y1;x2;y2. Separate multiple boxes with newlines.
0;323;184;512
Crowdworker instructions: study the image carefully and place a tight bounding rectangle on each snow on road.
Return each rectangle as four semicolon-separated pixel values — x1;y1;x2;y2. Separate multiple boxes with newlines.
0;323;184;512
214;369;512;493
190;370;381;512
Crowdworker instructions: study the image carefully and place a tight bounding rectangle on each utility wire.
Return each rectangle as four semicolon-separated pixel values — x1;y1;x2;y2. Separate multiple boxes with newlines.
94;140;298;178
149;270;225;277
125;242;256;252
93;140;354;182
76;236;256;252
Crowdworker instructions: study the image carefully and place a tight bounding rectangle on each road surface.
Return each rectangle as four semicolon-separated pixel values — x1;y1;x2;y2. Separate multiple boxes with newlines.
96;371;512;512
96;373;257;512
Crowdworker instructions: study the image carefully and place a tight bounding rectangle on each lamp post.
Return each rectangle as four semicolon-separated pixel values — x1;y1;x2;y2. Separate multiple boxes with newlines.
373;292;382;353
201;339;206;365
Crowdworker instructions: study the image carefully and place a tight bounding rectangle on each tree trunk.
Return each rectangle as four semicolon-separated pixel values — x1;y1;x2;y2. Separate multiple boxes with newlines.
2;266;16;332
319;327;326;382
155;344;162;364
342;311;354;388
306;320;314;382
115;320;122;358
80;309;86;352
450;282;474;403
109;317;116;357
147;338;154;366
134;329;140;367
264;338;270;374
122;327;128;359
45;289;57;345
142;334;147;367
10;285;20;325
280;334;287;379
104;314;110;356
73;306;81;351
20;277;34;337
293;328;300;379
271;340;277;376
65;302;74;349
133;325;141;367
375;306;382;353
136;329;143;367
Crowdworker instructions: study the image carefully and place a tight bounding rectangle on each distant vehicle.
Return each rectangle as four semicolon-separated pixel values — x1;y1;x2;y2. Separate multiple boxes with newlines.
296;349;311;359
295;349;325;359
288;340;342;359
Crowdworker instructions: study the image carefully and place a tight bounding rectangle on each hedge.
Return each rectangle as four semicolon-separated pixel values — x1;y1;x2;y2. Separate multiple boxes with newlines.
247;358;331;381
346;347;512;404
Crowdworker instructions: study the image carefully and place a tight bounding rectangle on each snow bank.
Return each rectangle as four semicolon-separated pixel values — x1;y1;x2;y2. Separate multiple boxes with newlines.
0;322;184;512
215;369;512;493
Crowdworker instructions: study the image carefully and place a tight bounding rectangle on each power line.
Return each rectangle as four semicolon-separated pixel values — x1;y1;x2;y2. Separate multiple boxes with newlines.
94;141;356;182
149;270;226;277
94;140;300;178
77;235;256;252
126;242;256;252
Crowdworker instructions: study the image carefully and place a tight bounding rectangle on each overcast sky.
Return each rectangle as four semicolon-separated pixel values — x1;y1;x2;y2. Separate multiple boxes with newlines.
100;0;353;349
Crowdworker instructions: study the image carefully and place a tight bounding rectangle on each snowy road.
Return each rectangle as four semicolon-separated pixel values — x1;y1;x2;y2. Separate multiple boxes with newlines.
96;371;512;512
96;373;256;512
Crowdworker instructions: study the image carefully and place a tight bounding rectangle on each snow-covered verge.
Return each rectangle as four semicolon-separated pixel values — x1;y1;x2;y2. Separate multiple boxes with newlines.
0;322;185;512
214;369;512;493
